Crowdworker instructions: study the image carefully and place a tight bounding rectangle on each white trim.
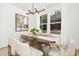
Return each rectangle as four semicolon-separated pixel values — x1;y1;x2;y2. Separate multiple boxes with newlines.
47;13;50;34
39;4;61;35
50;22;61;24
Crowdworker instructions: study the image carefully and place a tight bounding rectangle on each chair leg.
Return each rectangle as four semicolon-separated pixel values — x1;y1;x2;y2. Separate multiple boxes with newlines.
57;44;60;51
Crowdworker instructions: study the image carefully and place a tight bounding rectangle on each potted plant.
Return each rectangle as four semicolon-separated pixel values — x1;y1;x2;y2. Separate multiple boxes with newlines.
30;27;40;35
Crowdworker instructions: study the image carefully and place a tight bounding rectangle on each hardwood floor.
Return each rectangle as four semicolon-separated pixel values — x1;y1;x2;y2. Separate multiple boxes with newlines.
75;49;79;56
0;46;8;56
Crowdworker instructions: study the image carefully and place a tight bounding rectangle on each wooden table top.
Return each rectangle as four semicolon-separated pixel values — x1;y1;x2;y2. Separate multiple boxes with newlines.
21;34;59;44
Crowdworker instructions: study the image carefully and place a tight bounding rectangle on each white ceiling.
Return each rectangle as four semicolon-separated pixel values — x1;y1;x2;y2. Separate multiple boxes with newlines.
12;3;59;11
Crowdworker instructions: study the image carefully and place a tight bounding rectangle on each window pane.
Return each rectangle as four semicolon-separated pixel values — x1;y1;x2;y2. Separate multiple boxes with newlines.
50;23;61;34
40;24;47;33
40;14;47;24
50;11;61;34
50;11;61;22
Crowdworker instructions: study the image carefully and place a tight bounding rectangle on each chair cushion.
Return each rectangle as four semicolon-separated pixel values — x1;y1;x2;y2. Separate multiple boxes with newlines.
16;41;30;56
48;48;61;56
29;46;43;56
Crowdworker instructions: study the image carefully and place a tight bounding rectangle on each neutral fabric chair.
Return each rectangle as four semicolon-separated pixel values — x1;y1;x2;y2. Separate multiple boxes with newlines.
9;39;43;56
60;39;75;56
48;39;75;56
9;39;16;55
48;43;61;56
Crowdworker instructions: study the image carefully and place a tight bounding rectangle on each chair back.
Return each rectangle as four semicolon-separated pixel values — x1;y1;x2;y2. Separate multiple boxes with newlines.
9;39;16;55
15;40;30;56
61;39;75;51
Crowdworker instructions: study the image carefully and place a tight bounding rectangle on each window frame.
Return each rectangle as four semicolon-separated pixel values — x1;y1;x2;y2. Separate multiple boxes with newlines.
40;14;47;33
39;10;61;35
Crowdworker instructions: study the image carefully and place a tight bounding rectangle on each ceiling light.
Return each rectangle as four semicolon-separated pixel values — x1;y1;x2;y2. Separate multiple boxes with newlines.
26;3;45;15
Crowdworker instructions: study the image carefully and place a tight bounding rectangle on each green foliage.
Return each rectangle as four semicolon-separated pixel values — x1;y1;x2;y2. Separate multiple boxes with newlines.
30;27;39;35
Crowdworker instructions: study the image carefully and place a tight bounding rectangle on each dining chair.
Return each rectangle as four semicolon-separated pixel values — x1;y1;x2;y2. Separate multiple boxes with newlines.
60;39;75;56
48;42;61;56
9;39;43;56
48;39;75;56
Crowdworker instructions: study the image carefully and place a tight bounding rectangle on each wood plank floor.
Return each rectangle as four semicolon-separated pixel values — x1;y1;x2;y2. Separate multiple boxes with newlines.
0;46;8;56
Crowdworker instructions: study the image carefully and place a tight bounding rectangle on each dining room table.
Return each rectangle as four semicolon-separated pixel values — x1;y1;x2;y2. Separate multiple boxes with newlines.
21;34;60;56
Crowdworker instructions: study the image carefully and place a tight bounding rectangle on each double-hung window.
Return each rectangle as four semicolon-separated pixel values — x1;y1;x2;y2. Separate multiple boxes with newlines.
40;11;61;34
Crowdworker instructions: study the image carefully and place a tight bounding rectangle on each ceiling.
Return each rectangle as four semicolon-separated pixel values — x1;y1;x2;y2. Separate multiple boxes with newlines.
12;3;59;12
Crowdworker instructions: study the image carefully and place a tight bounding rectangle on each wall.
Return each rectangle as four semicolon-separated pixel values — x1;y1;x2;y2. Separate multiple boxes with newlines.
0;3;30;48
61;3;79;48
0;3;79;49
28;3;79;48
28;14;37;30
36;4;61;34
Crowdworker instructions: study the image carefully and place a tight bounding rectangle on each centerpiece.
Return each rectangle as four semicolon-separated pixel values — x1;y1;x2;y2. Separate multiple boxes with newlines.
30;27;40;35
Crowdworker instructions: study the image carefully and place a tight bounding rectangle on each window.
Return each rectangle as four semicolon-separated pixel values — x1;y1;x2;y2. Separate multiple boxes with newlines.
40;14;47;33
40;11;61;34
50;11;61;34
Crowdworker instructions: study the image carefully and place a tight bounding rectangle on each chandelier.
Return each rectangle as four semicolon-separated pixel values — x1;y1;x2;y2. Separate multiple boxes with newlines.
26;3;45;15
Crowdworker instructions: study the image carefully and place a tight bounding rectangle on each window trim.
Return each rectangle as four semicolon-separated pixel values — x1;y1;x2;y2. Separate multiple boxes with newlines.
39;11;61;35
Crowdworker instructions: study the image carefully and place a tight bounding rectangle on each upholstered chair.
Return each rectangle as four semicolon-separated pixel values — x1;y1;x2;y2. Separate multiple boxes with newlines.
48;39;75;56
60;39;75;56
9;39;43;56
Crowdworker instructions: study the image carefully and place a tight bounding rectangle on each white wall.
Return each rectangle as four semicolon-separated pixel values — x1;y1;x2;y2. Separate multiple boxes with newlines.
36;4;61;34
1;3;79;49
61;3;79;48
28;14;37;30
0;3;29;48
28;3;79;48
